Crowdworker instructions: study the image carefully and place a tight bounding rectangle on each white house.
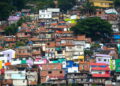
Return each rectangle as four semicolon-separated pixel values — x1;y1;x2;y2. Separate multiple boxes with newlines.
39;10;52;19
95;54;112;65
39;8;60;19
0;49;15;69
5;70;27;86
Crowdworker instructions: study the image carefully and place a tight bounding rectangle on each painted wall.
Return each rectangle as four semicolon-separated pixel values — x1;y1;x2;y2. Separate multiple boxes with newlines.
13;80;27;86
96;56;111;65
2;49;15;60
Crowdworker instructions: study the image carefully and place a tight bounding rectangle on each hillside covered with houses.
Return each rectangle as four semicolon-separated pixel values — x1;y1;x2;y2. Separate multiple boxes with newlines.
0;0;120;86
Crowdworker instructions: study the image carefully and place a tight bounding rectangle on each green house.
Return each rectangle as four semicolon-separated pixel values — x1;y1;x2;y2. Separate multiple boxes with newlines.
52;60;59;63
50;58;66;63
21;60;26;64
55;47;62;51
115;59;120;72
110;60;115;70
58;58;66;63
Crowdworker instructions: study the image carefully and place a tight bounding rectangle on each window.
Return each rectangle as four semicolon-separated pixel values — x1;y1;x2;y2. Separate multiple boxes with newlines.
47;43;50;45
60;71;62;73
117;62;120;65
7;54;10;57
48;71;52;74
104;59;107;62
14;59;16;61
42;10;45;12
98;58;101;61
25;32;27;35
91;65;96;67
67;63;70;66
0;54;4;57
81;79;83;81
80;59;83;62
23;80;25;83
57;51;62;54
19;51;21;53
73;63;76;66
99;72;102;74
99;11;102;14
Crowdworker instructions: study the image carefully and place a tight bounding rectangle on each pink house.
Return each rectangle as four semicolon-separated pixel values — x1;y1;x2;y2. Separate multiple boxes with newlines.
34;58;48;67
8;16;20;24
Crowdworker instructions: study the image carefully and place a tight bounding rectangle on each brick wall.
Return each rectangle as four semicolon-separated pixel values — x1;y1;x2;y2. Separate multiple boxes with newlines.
41;63;62;70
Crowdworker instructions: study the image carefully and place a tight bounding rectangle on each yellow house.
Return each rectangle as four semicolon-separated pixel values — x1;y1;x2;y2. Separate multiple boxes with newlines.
78;56;84;62
0;61;2;69
89;0;114;8
73;56;84;62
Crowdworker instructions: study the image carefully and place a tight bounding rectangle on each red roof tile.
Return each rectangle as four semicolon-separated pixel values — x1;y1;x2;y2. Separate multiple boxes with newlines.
59;21;65;23
30;38;40;41
17;53;31;56
90;63;108;66
46;42;56;48
57;25;67;28
4;38;16;42
92;74;110;77
76;35;86;41
51;23;58;26
92;67;110;71
61;37;74;40
56;31;73;34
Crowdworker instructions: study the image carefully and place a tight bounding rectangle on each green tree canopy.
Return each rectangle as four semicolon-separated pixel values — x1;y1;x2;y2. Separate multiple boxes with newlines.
58;0;76;12
114;0;120;8
15;41;25;47
71;17;113;41
0;0;28;20
12;0;27;11
0;2;12;20
84;50;93;57
80;1;96;15
28;0;76;12
4;17;26;36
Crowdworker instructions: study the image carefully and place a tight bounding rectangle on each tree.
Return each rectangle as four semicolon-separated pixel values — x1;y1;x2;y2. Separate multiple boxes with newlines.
71;17;113;41
0;2;12;20
84;50;93;57
114;0;120;8
4;24;18;35
12;0;27;11
91;43;101;50
15;41;25;47
80;1;96;16
28;0;76;12
17;17;26;26
0;0;28;21
4;17;26;36
58;0;76;12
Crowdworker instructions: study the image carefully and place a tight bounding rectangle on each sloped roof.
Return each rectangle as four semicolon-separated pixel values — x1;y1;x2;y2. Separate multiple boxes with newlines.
90;63;108;66
92;74;110;77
